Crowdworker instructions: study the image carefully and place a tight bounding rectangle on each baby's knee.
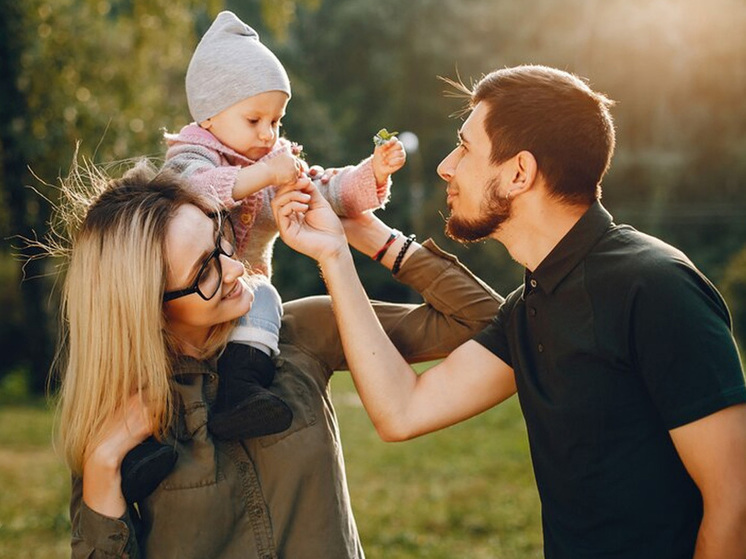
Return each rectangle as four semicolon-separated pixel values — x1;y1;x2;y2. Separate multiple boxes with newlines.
244;280;282;331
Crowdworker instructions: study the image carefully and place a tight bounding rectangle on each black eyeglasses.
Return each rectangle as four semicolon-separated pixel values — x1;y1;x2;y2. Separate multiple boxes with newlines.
163;213;237;303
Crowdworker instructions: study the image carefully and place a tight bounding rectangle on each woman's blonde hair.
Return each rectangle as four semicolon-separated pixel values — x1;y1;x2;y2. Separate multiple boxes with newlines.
49;159;237;474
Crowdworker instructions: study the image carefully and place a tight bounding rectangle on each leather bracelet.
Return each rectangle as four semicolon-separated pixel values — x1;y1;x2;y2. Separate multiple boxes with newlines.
373;230;400;262
392;234;416;275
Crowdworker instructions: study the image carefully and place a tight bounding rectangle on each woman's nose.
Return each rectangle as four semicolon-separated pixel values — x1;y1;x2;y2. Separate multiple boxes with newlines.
221;254;245;283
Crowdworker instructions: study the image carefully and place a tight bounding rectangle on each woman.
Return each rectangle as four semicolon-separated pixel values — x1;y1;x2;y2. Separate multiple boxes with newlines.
54;160;502;558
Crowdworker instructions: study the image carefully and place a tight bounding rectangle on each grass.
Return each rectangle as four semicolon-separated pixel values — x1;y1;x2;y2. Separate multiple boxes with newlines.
333;369;543;558
0;368;542;558
0;400;70;558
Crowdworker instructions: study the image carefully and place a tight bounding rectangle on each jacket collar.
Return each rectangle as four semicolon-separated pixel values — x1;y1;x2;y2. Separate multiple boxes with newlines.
165;124;292;166
172;353;216;376
164;123;253;163
523;201;613;297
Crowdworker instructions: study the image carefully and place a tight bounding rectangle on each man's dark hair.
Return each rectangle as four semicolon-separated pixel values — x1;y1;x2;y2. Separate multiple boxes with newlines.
446;65;616;205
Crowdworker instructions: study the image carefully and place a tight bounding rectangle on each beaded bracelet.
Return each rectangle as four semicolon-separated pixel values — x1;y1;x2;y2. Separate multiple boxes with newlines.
392;234;416;275
372;230;400;262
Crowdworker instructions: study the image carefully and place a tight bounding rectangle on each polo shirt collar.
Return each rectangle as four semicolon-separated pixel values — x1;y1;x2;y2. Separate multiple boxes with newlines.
523;201;613;296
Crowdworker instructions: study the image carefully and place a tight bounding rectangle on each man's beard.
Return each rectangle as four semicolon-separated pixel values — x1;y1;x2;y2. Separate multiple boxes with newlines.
445;177;511;243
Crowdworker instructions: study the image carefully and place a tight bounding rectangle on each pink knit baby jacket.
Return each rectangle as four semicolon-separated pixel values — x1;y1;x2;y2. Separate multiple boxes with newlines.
164;124;390;276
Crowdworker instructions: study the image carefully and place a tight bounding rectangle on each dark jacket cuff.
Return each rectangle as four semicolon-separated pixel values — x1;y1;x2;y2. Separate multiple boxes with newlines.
77;501;134;556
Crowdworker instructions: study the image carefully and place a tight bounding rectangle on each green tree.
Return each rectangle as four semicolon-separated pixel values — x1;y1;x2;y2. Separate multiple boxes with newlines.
1;0;214;392
0;0;53;393
3;0;746;392
0;0;325;393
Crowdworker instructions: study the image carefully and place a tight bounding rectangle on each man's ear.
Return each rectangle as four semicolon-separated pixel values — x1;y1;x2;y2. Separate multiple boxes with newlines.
508;150;537;195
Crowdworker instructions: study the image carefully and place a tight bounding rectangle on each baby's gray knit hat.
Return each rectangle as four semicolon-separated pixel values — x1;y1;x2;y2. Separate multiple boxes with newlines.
186;11;291;123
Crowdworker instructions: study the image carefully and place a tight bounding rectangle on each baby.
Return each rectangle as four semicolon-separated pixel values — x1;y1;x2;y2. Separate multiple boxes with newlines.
120;11;405;504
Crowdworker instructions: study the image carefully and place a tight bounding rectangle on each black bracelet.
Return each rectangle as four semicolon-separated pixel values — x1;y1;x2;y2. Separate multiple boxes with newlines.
392;234;416;275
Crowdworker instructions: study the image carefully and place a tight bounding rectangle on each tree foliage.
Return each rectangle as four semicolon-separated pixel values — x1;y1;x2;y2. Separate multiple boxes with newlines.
2;0;745;391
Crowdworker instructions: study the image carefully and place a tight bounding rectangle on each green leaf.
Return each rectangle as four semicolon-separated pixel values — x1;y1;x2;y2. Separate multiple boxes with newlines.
373;128;399;146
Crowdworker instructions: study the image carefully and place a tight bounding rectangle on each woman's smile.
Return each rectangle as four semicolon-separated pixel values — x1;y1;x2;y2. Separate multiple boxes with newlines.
222;277;246;301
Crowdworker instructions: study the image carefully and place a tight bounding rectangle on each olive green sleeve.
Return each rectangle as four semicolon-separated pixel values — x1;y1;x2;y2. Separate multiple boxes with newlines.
70;475;140;559
282;239;503;372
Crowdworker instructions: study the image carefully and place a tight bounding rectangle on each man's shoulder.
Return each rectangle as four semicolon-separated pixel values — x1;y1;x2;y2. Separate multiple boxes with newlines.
590;223;721;312
593;223;694;278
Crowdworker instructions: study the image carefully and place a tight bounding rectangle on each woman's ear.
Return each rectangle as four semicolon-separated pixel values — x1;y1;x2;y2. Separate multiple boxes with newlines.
199;119;212;130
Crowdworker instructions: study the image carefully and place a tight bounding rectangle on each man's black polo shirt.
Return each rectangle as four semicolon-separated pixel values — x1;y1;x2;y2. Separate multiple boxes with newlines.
474;201;745;559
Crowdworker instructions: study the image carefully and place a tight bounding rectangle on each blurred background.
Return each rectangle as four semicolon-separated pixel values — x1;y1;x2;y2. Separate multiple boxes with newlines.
1;1;745;556
1;0;745;396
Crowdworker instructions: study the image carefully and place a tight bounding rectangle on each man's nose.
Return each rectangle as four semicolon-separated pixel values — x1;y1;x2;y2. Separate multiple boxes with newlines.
437;148;458;181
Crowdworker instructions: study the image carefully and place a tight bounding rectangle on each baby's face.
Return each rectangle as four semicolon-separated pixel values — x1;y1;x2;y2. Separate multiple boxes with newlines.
201;91;289;160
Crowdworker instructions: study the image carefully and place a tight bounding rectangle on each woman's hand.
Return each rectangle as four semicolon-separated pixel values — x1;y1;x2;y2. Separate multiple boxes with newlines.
86;392;154;467
272;178;348;264
339;211;391;257
82;393;154;517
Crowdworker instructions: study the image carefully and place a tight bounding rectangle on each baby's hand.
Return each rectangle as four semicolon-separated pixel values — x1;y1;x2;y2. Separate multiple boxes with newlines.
264;149;303;186
372;138;406;186
308;165;340;185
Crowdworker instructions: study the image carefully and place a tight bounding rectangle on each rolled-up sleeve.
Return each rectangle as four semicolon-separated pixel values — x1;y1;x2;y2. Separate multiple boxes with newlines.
70;476;140;559
314;158;389;216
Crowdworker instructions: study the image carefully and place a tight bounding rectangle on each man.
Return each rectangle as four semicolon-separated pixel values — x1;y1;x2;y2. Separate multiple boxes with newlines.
272;65;746;558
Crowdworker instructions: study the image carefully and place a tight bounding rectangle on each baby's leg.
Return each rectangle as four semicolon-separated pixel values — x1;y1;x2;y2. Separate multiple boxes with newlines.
209;280;292;439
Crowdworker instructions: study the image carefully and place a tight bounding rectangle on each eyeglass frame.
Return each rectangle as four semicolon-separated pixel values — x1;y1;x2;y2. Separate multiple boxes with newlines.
162;212;237;303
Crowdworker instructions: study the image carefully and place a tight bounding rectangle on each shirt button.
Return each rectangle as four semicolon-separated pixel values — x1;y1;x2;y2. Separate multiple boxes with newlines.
529;307;537;316
530;279;537;288
537;344;544;353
